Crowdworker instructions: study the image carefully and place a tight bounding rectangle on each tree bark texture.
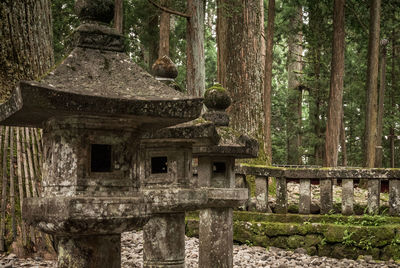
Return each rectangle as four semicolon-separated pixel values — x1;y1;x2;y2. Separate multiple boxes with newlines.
0;127;9;251
324;0;345;167
375;40;387;167
158;0;170;58
0;0;53;251
286;6;303;165
263;0;275;165
364;0;381;168
0;0;53;101
340;108;347;166
114;0;123;33
186;0;205;97
309;4;324;166
147;14;159;71
389;22;396;168
217;0;265;142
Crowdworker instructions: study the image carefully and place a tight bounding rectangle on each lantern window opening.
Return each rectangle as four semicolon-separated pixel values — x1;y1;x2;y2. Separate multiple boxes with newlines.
151;156;168;174
213;162;226;174
91;144;112;172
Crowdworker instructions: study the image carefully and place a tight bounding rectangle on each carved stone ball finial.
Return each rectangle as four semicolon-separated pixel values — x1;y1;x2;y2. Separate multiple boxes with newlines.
203;84;231;111
152;56;178;79
75;0;114;24
203;84;231;126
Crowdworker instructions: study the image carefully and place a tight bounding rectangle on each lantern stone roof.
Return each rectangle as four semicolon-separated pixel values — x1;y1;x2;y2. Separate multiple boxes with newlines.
142;85;258;158
0;9;202;129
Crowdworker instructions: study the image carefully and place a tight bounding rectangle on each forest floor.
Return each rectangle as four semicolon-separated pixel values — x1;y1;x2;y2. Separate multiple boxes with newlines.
1;230;400;268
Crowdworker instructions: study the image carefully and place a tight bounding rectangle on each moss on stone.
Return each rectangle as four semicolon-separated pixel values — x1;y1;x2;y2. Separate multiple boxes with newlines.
185;211;400;261
305;234;322;247
204;84;231;110
382;245;400;261
287;235;305;249
288;204;299;213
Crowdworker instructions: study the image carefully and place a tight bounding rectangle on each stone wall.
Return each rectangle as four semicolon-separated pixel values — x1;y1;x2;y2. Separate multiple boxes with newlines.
186;211;400;261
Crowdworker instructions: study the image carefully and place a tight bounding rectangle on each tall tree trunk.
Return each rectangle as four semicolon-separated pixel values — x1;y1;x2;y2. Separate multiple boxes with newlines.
325;0;345;168
390;26;396;168
0;0;53;251
264;0;275;165
322;0;345;214
309;2;324;166
0;127;9;251
217;0;265;143
186;0;205;97
340;107;347;166
9;128;16;240
375;39;388;167
286;6;303;165
0;0;53;100
159;0;170;58
16;128;27;245
148;14;159;71
364;0;381;168
114;0;123;33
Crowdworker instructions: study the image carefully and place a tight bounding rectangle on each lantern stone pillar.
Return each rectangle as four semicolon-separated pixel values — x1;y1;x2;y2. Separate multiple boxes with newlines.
195;84;258;268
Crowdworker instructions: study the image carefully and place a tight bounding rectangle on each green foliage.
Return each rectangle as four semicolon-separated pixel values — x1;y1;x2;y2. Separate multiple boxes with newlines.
52;0;79;62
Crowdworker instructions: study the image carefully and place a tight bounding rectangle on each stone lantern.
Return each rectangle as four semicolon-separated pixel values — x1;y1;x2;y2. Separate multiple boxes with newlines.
0;0;203;267
195;84;258;268
0;0;257;267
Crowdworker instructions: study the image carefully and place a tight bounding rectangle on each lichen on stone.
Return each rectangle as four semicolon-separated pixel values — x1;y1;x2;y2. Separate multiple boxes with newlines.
204;84;231;111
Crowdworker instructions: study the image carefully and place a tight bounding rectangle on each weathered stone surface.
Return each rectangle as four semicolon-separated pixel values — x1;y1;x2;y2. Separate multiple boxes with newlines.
152;56;178;79
72;23;125;51
202;110;230;126
203;84;231;111
255;176;268;212
0;48;203;128
236;165;400;179
276;177;287;214
23;188;248;235
368;179;381;214
389;179;400;216
299;179;311;214
320;178;333;214
342;178;354;215
199;208;233;268
194;128;258;158
57;234;120;268
141;120;219;146
143;213;185;268
75;0;114;23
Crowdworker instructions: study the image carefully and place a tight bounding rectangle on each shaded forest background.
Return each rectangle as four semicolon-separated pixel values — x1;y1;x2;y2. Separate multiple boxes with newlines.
53;0;400;168
0;0;400;254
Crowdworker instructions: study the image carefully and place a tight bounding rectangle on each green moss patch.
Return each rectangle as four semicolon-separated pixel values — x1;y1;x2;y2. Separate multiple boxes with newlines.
186;211;400;261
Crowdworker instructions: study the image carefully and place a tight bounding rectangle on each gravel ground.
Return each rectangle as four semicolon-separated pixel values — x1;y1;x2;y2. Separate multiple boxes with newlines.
1;230;399;268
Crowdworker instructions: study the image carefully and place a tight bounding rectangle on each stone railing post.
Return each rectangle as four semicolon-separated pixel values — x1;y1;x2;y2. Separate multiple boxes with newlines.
299;178;311;214
389;178;400;216
275;177;287;214
368;178;381;214
341;178;354;215
255;175;268;212
320;178;333;214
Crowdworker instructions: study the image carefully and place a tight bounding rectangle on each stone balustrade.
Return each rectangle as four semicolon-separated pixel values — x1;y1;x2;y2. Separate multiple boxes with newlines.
231;165;400;216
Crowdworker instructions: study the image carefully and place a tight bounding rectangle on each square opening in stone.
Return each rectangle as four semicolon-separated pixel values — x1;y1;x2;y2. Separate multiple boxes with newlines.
213;162;226;174
151;156;168;174
91;144;112;172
